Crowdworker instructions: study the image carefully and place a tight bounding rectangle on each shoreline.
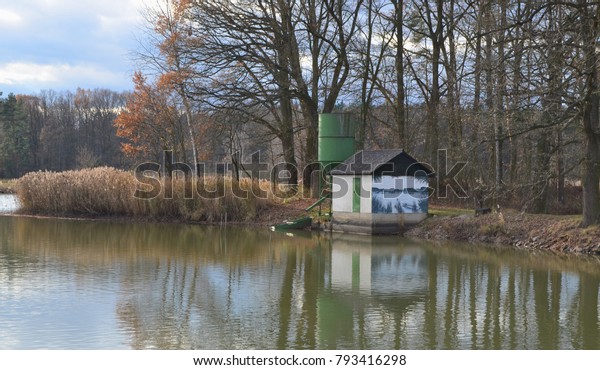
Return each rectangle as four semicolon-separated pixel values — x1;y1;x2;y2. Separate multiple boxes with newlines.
404;209;600;255
3;195;598;255
1;197;315;228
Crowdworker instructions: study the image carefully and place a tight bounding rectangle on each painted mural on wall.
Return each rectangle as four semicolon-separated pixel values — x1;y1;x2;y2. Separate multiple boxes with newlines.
372;176;429;214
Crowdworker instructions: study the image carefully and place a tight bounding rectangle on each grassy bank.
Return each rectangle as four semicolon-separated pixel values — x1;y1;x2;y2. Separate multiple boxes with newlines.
406;207;600;255
15;167;284;223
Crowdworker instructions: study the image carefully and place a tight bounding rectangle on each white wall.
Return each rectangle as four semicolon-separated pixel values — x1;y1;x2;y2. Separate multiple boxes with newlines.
332;174;372;213
360;175;372;213
332;175;353;212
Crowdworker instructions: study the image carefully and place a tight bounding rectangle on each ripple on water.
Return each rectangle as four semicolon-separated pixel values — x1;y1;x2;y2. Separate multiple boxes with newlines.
2;217;600;350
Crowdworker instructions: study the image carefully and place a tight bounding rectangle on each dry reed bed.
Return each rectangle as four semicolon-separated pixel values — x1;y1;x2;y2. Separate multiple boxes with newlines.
0;179;16;194
16;167;273;222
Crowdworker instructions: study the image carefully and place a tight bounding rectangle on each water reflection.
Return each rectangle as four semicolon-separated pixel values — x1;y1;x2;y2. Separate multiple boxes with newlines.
0;215;599;349
0;194;19;213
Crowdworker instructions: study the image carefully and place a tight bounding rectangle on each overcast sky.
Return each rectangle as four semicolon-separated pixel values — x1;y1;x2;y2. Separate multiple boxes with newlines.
0;0;147;96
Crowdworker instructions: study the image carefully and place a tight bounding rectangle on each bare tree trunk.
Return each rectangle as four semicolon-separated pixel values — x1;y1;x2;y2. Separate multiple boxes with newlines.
581;0;600;227
507;1;530;186
357;0;374;151
556;127;565;203
483;1;495;188
181;94;197;175
469;0;484;187
549;5;565;205
493;0;507;194
424;0;443;166
393;0;406;149
443;0;462;150
277;2;299;185
582;116;600;226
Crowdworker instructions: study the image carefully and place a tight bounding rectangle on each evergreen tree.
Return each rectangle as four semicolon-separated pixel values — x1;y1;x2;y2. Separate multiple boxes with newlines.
0;93;30;178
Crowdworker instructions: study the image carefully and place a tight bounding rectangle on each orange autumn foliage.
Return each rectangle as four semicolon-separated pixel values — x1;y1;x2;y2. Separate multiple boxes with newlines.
114;71;186;162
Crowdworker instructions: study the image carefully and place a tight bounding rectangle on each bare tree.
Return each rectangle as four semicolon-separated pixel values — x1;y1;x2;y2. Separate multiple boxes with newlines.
578;0;600;226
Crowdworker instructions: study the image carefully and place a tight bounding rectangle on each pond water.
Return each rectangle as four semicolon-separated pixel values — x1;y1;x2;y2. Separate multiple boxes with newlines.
0;211;599;349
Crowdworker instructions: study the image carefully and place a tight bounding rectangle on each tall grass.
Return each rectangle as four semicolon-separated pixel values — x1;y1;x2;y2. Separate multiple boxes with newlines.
16;167;274;222
0;179;16;194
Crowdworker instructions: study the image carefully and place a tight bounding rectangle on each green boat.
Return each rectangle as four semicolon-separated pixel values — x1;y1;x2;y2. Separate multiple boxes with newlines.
271;216;312;231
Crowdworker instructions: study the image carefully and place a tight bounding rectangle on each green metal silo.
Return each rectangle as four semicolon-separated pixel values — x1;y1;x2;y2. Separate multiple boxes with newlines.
305;113;356;213
318;113;356;172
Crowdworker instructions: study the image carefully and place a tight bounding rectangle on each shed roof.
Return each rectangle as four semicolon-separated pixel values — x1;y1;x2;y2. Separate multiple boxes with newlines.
329;149;434;177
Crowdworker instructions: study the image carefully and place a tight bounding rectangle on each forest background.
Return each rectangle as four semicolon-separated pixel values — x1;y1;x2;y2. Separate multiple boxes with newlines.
2;0;600;226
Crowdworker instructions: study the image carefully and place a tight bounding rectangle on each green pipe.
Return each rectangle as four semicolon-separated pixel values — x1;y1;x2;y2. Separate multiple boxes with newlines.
305;195;329;212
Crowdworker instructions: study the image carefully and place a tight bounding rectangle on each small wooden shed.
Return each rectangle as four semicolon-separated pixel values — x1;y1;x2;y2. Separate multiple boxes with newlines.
329;149;434;234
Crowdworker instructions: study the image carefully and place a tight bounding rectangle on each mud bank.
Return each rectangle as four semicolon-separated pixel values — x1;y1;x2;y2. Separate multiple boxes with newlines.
405;210;600;255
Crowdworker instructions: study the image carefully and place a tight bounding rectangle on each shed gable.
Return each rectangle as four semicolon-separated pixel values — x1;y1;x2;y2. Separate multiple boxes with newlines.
330;149;434;177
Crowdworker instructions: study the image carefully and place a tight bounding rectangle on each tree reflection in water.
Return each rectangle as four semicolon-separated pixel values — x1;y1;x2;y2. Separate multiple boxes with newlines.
1;216;599;349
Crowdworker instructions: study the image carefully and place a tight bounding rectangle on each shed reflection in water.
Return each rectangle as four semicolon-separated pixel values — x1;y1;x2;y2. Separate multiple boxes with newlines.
0;215;599;349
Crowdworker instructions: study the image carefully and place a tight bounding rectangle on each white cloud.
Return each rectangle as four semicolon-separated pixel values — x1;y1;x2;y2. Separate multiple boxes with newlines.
0;8;23;27
0;62;59;84
0;0;151;93
0;62;126;91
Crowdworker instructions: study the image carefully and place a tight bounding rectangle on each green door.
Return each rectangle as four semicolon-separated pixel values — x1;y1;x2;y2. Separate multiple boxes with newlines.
352;177;361;213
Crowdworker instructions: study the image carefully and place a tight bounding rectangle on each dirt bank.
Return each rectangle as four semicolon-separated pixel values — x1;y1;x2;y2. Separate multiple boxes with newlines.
405;209;600;255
